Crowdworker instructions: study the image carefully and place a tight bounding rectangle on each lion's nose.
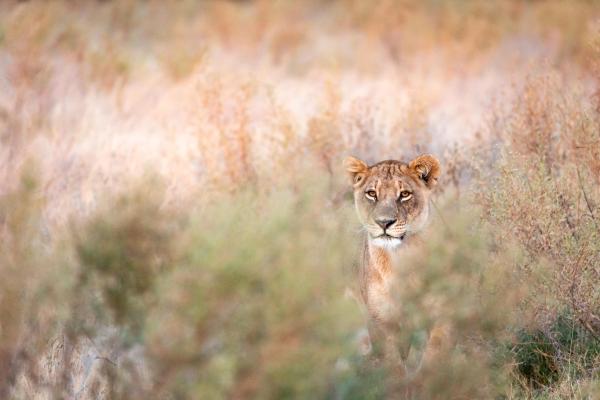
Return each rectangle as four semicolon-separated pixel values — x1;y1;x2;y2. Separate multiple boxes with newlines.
375;217;397;231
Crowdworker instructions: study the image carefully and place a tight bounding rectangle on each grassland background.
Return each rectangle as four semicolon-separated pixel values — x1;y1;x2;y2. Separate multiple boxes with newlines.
0;0;599;399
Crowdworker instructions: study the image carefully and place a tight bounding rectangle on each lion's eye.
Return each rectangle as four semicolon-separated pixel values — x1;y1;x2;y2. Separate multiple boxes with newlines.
365;190;377;200
399;191;412;201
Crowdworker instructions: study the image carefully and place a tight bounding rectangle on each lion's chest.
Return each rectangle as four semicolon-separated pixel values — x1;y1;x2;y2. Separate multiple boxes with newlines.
366;269;397;323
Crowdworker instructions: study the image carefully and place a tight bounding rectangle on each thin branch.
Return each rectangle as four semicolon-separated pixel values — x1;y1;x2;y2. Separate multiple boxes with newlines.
577;169;599;231
95;356;117;367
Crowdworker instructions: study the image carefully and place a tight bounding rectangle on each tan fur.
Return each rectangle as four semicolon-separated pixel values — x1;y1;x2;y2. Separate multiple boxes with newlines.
345;154;449;373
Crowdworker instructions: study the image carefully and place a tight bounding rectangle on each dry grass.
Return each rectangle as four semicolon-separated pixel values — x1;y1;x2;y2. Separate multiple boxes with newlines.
1;0;599;399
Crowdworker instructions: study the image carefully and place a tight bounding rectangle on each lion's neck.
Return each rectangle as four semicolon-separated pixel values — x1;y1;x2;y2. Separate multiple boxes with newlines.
365;233;423;274
366;241;393;276
365;235;407;273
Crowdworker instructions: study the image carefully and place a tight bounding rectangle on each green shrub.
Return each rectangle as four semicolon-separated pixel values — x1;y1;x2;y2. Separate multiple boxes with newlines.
512;313;600;389
73;183;180;337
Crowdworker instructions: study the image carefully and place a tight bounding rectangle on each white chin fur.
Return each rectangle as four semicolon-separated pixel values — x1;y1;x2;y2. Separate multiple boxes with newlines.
371;236;403;249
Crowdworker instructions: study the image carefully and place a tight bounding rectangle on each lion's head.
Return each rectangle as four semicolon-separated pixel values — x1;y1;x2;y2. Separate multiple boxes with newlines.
344;154;441;249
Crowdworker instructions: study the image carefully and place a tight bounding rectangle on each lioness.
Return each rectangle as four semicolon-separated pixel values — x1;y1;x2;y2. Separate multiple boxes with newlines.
344;154;449;374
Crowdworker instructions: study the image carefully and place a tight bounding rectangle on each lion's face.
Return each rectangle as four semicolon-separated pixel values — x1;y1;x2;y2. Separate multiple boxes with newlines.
345;155;441;249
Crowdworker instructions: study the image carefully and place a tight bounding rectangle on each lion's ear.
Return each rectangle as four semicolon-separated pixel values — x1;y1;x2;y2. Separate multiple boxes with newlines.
344;156;368;186
408;154;441;189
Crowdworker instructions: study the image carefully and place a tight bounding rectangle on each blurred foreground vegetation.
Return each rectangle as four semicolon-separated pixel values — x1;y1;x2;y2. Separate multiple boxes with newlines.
2;109;599;398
